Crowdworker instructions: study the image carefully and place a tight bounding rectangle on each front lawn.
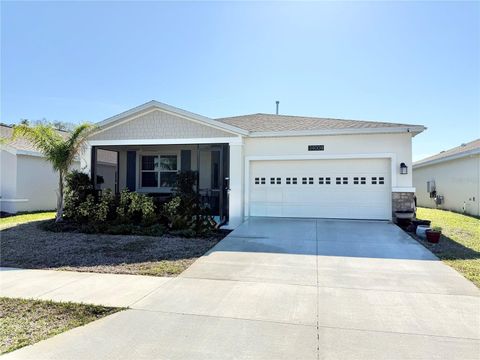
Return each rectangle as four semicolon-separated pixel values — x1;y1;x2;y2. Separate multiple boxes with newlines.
415;207;480;287
0;211;55;230
0;221;225;276
0;297;121;354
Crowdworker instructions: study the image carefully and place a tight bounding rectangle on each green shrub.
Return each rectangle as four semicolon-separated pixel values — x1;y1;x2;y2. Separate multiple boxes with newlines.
161;172;217;235
70;189;116;224
116;190;156;225
169;228;196;238
46;169;217;238
94;189;115;222
134;224;165;236
163;196;192;230
105;223;134;235
64;171;94;220
101;223;165;236
77;194;96;223
40;220;78;233
174;170;197;196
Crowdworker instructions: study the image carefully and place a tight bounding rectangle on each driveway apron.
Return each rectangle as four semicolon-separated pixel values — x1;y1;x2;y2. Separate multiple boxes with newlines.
5;218;480;360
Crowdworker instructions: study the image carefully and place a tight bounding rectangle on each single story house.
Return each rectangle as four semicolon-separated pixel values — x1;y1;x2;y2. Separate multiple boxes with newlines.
0;124;117;214
0;124;80;213
413;139;480;217
83;100;425;229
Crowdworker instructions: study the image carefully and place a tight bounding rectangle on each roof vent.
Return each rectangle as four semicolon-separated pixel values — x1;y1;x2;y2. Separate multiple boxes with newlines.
440;151;445;153
461;143;467;147
275;101;279;115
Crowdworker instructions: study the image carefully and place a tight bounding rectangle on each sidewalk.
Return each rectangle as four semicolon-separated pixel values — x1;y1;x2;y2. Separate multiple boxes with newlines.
0;267;171;307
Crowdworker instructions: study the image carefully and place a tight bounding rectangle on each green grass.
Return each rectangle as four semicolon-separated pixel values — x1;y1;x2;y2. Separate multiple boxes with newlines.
0;297;122;354
416;207;480;287
0;211;55;229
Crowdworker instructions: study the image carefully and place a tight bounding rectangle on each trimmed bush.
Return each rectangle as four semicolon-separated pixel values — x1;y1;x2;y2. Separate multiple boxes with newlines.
49;171;217;237
116;190;156;225
63;171;94;221
161;171;217;235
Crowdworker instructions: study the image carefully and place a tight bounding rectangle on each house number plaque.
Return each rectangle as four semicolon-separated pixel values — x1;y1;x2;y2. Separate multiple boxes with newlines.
308;145;324;151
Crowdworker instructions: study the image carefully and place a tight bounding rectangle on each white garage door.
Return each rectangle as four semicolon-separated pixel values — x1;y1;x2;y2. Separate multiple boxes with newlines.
249;159;391;220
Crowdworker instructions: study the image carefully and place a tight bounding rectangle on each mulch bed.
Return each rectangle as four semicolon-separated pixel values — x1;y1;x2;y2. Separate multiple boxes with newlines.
0;221;227;276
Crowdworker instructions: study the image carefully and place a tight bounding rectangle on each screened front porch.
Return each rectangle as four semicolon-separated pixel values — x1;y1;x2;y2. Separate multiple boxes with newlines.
90;143;230;222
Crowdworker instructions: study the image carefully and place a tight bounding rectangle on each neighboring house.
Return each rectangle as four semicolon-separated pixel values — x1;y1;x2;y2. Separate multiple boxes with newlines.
83;100;425;229
0;124;84;213
413;139;480;217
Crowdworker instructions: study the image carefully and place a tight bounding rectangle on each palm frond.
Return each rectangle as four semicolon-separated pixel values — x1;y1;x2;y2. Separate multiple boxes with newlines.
65;123;96;166
12;124;63;160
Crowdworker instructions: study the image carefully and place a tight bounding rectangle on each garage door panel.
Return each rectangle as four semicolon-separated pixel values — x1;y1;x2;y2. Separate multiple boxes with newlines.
266;189;283;203
249;159;391;220
250;189;267;202
266;205;283;217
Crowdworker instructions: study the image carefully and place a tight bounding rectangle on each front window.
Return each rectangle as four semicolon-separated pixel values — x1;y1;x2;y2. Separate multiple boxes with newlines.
141;154;178;189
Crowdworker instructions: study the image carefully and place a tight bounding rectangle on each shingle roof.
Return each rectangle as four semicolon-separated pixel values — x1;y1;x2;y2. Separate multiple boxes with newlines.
0;124;70;154
414;139;480;167
215;113;423;133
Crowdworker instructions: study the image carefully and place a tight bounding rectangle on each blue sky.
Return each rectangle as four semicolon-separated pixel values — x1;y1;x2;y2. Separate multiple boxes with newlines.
2;1;479;161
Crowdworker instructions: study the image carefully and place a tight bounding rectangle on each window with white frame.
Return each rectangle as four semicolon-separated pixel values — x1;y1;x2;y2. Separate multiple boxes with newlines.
140;154;178;189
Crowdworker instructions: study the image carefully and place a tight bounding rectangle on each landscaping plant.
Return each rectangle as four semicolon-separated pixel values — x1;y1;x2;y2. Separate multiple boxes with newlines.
116;189;156;225
46;171;216;237
12;123;95;222
162;171;217;236
64;171;94;209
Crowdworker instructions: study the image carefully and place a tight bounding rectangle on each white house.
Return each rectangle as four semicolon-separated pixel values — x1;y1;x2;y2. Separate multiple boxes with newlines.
0;124;104;214
413;139;480;217
0;124;68;213
82;100;425;229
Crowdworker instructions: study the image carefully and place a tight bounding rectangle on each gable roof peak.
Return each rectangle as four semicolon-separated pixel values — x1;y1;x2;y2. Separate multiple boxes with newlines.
95;100;248;136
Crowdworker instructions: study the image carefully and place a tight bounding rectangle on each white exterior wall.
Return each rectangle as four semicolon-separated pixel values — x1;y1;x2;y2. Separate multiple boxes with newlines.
1;153;80;213
229;143;244;228
15;155;59;212
0;150;19;213
243;133;414;189
413;155;480;216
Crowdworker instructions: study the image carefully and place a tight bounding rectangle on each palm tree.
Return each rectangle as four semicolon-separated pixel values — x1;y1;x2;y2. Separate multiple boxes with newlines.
13;123;95;222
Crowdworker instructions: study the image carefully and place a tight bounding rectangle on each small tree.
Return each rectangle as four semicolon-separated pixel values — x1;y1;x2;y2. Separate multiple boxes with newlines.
13;123;94;222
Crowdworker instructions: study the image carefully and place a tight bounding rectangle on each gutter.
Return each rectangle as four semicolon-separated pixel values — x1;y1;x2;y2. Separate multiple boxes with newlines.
247;126;426;138
413;148;480;169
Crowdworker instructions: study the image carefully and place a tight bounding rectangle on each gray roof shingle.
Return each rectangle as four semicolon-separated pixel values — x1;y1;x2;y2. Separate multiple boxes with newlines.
0;124;70;154
215;113;423;133
414;139;480;167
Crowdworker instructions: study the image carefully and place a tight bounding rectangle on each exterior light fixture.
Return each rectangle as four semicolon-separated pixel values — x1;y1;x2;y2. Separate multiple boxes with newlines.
400;162;408;174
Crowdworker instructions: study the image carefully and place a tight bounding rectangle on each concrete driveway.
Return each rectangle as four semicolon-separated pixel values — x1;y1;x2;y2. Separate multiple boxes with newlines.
5;218;480;359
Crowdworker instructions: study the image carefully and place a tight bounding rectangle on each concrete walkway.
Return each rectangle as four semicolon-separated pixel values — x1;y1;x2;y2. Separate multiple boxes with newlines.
3;218;480;359
0;268;171;307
